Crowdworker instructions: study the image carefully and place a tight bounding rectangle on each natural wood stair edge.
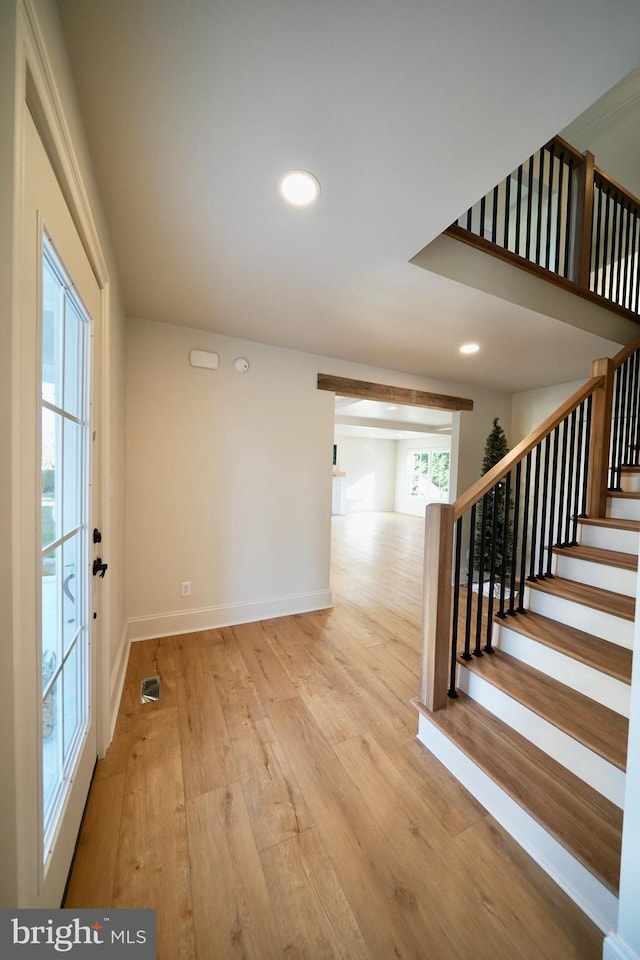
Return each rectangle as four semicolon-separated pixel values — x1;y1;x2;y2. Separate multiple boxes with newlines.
457;648;628;770
496;609;632;684
414;694;622;895
528;575;636;621
578;516;640;532
551;543;637;571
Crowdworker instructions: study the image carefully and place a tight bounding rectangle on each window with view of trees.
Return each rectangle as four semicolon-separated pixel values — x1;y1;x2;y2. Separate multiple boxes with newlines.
407;450;450;501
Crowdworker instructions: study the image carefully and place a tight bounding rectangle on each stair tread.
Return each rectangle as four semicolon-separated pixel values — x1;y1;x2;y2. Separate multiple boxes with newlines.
552;543;638;571
417;693;622;893
579;516;640;532
498;610;632;684
458;648;628;769
529;575;635;621
620;466;640;473
609;490;640;499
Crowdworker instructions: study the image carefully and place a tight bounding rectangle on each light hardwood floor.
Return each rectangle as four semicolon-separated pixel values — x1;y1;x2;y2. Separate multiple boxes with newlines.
65;512;602;959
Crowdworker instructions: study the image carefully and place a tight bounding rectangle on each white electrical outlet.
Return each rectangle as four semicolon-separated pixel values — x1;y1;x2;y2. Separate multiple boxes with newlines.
180;581;191;597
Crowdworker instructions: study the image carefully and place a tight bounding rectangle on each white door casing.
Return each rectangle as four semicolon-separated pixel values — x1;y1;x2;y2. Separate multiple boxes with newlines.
18;107;101;907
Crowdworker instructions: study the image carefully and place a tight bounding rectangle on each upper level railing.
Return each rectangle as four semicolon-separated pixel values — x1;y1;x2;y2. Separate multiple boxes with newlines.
420;331;640;713
450;136;640;319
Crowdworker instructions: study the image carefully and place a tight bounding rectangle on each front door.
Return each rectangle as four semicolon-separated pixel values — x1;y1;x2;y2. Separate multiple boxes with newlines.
22;110;102;905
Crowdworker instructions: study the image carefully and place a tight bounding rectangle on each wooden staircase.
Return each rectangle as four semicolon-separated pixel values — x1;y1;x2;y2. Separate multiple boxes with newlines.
416;479;638;932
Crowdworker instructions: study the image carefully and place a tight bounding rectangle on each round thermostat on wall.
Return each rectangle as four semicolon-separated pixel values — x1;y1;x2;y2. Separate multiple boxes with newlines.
234;357;249;373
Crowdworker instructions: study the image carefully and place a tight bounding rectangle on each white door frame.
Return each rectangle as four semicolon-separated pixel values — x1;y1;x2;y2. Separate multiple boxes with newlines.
12;0;112;906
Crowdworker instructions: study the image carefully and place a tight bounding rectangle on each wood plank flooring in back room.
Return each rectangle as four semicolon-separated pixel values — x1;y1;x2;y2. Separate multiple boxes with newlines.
65;511;603;960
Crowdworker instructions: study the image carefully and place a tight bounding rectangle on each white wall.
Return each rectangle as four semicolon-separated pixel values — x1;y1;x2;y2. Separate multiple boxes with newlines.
126;316;513;639
395;435;452;516
333;437;396;514
511;379;585;443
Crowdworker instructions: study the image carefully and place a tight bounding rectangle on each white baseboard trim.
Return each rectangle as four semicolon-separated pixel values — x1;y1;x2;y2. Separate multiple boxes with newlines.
127;589;333;642
603;934;640;960
109;623;130;741
416;714;618;933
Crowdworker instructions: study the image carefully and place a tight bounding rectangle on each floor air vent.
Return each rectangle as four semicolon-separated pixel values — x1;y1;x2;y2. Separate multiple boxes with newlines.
140;675;161;703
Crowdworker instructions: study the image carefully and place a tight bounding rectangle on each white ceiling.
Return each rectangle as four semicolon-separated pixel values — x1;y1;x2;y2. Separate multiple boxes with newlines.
334;396;452;441
56;0;640;393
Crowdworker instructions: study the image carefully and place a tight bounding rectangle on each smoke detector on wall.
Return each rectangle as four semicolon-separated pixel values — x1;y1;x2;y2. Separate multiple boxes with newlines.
234;357;249;373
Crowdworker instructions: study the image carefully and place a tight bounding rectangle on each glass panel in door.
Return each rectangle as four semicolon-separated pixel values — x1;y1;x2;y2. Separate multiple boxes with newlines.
40;243;90;859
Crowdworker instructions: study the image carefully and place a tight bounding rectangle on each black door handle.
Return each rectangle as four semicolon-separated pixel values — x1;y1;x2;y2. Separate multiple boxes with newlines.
93;557;108;578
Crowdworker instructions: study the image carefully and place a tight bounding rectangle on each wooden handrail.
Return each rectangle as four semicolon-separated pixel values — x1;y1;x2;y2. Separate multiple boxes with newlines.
612;330;640;369
546;135;584;166
594;166;640;215
453;376;603;520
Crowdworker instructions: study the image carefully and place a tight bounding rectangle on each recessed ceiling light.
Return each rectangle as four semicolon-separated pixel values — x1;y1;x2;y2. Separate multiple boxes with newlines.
279;170;320;206
460;342;480;355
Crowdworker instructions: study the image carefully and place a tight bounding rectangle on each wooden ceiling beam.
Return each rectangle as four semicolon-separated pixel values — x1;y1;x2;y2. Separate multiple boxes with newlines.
317;374;473;412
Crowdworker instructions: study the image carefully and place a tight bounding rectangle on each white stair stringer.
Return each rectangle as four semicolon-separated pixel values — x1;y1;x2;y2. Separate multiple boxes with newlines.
524;585;634;649
416;712;618;934
552;553;637;598
457;664;625;808
494;624;631;719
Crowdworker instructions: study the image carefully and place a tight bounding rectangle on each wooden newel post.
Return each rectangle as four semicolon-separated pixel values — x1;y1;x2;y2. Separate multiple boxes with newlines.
587;356;614;519
574;150;595;290
420;502;454;712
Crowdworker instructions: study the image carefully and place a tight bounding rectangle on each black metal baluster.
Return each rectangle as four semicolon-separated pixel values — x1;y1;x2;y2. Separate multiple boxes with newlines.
563;410;577;546
525;154;535;262
617;357;629;476
593;185;603;295
491;186;499;244
622;203;632;309
545;146;555;270
515;164;523;256
466;206;472;232
556;419;569;545
564;158;574;279
462;504;476;661
535;149;545;265
602;188;611;300
474;495;489;657
517;454;532;613
580;395;593;518
449;518;463;698
484;486;500;653
508;462;522;615
555;152;564;275
537;434;551;576
504;173;511;250
633;211;640;314
497;470;512;619
614;197;624;306
528;445;542;580
610;366;623;490
545;427;560;576
609;194;619;303
629;210;638;312
571;402;586;543
479;195;486;240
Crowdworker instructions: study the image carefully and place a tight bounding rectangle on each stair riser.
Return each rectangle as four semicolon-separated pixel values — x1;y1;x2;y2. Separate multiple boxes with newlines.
578;523;640;554
525;587;634;649
608;497;640;522
457;666;625;808
416;714;618;934
619;472;640;493
552;554;637;598
495;625;630;718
